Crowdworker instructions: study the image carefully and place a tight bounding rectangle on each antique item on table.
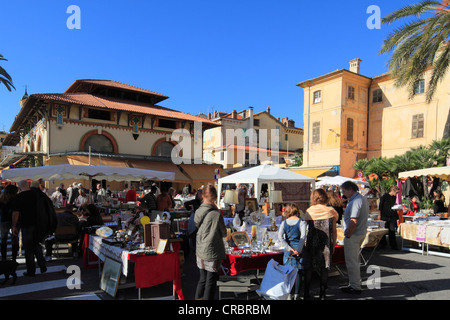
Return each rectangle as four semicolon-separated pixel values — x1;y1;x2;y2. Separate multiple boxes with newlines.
251;225;257;241
240;220;248;232
156;239;168;254
245;198;259;213
231;231;250;247
144;222;171;249
233;214;241;229
268;219;278;232
96;226;113;238
250;211;265;225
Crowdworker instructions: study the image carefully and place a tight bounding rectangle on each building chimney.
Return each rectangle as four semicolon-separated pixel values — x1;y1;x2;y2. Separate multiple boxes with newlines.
349;58;362;74
281;117;288;126
266;106;271;114
247;106;254;118
231;109;237;119
288;119;295;128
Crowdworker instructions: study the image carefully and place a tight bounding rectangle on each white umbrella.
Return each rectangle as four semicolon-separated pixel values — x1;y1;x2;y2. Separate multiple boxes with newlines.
315;175;369;188
1;164;175;182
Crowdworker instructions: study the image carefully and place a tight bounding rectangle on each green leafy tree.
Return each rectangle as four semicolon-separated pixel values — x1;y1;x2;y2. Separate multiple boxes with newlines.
0;54;15;91
289;153;303;167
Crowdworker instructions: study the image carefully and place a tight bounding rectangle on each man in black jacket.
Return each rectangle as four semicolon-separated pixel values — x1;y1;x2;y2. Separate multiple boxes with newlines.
378;185;400;250
12;181;48;276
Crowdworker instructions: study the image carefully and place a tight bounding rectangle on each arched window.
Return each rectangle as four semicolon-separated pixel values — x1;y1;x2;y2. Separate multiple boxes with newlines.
83;134;114;153
153;141;174;158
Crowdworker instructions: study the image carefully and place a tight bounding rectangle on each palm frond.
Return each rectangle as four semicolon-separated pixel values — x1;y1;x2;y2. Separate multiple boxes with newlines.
0;53;15;91
380;1;450;102
382;1;441;24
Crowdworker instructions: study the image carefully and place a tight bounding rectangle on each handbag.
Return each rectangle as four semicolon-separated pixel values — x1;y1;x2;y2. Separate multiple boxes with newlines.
256;259;298;300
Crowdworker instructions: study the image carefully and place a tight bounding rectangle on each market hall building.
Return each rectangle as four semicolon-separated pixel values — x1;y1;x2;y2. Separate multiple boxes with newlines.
0;79;226;192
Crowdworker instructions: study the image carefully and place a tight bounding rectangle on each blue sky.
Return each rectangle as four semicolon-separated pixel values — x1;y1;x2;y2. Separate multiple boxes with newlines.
0;0;412;132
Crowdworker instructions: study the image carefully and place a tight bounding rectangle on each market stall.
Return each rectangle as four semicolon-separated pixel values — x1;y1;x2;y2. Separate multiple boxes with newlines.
85;234;184;299
316;175;369;188
398;166;450;257
217;164;315;213
336;226;388;266
0;163;175;182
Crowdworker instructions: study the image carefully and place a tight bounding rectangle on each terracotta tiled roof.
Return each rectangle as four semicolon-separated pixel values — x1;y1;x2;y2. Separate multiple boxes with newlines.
65;79;169;100
31;93;217;125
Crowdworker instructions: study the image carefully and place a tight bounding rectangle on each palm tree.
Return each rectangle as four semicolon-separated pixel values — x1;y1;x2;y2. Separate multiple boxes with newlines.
0;54;15;91
353;158;369;181
364;157;394;194
380;1;450;104
428;137;450;165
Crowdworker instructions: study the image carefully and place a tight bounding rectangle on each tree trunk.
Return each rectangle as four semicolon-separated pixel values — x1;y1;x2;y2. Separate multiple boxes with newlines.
443;109;450;139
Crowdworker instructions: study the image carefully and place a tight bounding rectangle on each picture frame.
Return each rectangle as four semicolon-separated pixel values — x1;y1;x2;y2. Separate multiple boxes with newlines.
100;257;122;298
231;231;250;247
245;198;258;213
156;238;168;254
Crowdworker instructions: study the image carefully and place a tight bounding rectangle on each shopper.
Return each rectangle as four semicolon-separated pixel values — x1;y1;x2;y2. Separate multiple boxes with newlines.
140;185;158;211
433;191;446;214
0;184;19;261
378;185;400;250
44;204;80;261
12;181;48;276
327;190;344;224
157;188;173;211
278;203;307;300
194;184;227;300
125;185;137;203
340;181;369;294
304;189;338;300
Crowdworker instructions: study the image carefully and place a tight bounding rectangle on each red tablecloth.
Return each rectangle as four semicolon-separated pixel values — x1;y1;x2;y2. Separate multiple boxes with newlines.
221;245;345;276
221;251;283;276
129;242;184;300
82;235;184;300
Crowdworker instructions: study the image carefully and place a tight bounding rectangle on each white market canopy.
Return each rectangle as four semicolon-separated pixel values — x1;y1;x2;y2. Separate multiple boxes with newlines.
0;164;176;182
398;166;450;181
217;164;315;202
316;175;369;188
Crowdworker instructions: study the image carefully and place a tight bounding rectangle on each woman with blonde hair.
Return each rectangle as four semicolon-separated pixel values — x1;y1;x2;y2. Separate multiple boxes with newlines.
278;203;307;300
303;189;338;300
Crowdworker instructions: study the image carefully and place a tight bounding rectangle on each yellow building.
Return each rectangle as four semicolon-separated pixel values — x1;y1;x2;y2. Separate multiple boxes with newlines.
203;107;303;170
297;59;450;178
